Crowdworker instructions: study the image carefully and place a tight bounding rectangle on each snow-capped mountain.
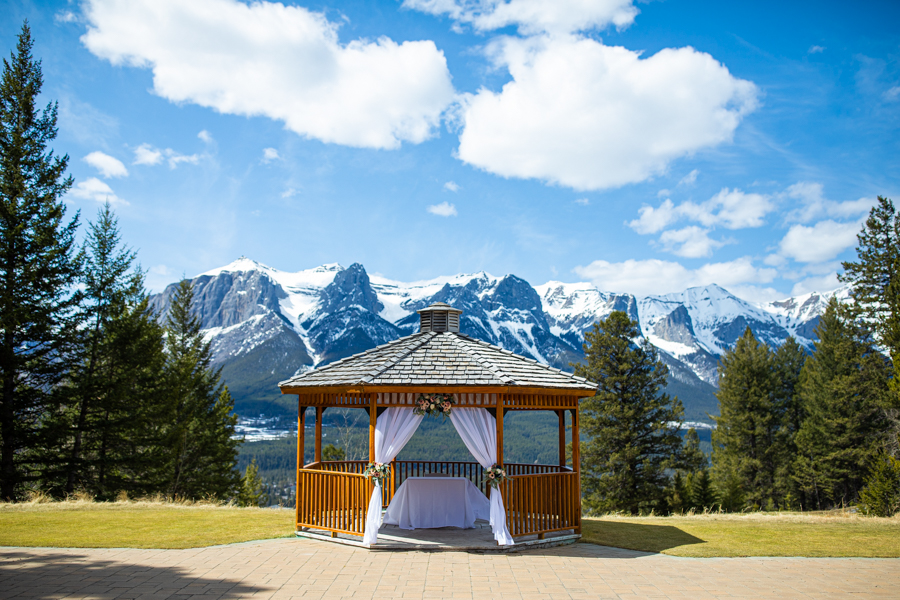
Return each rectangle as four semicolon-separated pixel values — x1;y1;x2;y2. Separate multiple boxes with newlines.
149;258;839;422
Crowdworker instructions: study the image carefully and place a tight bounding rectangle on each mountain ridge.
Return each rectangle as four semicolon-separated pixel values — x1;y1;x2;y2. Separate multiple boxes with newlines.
149;257;845;423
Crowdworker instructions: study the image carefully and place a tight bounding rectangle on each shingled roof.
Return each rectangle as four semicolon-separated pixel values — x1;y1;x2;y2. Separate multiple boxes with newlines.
278;330;597;392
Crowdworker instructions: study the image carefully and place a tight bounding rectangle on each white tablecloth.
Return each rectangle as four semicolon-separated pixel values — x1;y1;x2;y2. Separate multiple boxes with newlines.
383;477;491;530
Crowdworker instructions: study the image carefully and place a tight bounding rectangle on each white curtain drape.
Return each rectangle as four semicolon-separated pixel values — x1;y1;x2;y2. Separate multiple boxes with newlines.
362;407;423;546
449;408;515;546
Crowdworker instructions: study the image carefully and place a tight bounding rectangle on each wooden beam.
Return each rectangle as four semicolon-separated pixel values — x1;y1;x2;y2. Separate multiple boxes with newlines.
281;385;597;397
369;394;377;464
496;395;504;467
558;410;566;468
572;405;581;535
296;400;306;529
314;406;323;463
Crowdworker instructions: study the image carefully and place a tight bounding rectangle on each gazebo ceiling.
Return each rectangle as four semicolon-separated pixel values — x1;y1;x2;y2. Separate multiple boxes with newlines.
278;327;596;394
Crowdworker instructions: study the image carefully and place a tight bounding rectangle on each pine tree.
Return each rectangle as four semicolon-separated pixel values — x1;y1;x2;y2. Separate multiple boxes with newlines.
690;469;717;510
840;196;900;361
712;327;783;509
60;204;167;498
773;337;807;507
858;448;900;517
793;299;890;509
0;23;81;501
237;458;268;508
573;311;685;515
161;280;240;499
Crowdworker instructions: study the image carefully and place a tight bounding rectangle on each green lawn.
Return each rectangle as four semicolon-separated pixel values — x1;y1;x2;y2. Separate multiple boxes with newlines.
0;500;295;549
3;501;898;556
582;513;900;557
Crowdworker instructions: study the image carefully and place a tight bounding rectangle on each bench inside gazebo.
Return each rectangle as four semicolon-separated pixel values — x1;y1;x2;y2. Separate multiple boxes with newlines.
279;303;597;551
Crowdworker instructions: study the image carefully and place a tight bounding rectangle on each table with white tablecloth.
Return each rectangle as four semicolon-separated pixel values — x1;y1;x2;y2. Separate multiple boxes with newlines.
382;477;491;530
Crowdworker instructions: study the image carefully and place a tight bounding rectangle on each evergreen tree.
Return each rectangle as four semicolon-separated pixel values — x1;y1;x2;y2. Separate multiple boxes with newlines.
61;204;167;498
840;196;900;362
773;336;808;507
237;458;267;508
161;280;240;499
573;311;685;514
793;299;891;509
712;327;783;509
689;469;717;510
858;448;900;517
0;23;80;501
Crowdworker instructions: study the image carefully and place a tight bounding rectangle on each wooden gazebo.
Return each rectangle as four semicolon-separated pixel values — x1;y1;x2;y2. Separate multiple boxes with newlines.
279;303;597;545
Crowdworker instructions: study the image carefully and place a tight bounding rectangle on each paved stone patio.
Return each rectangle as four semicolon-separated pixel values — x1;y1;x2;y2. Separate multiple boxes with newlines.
1;537;898;599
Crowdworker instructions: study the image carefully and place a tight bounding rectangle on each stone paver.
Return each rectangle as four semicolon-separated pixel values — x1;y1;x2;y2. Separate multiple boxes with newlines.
1;538;898;600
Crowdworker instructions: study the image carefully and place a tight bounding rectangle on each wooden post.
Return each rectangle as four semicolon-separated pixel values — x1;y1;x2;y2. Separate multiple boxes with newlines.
571;405;581;534
369;394;377;496
557;409;566;468
314;406;323;463
496;395;504;466
296;400;306;529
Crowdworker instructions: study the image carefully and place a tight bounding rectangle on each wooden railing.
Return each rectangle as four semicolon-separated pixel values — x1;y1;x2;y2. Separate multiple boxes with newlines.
297;461;580;539
296;468;370;537
501;472;580;538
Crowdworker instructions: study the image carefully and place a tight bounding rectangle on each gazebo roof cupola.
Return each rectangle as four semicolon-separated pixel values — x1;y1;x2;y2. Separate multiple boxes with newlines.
417;302;462;333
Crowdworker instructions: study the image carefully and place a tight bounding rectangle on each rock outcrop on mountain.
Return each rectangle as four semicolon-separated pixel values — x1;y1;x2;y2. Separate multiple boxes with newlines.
149;258;842;422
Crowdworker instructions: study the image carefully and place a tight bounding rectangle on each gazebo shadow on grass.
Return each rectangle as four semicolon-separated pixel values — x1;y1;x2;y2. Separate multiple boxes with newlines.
573;520;706;555
0;550;269;599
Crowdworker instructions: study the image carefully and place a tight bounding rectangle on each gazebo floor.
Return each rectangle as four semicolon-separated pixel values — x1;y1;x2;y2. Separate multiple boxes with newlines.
296;518;580;553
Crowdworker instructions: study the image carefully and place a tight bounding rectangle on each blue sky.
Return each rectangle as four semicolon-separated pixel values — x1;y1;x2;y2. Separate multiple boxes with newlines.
2;0;898;300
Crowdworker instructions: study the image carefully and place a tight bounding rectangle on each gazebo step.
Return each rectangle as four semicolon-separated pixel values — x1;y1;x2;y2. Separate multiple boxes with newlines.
295;524;580;553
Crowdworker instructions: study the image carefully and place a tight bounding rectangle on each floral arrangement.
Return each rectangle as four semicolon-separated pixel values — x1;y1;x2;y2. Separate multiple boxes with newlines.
485;464;508;489
363;462;390;483
414;393;455;418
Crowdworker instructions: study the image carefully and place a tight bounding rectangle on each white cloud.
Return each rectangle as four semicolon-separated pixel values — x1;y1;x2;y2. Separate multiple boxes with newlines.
658;226;726;258
456;35;758;191
574;256;776;296
133;143;200;168
427;201;458;217
783;182;875;222
83;151;128;178
198;130;213;143
678;169;699;186
630;199;678;234
133;143;163;165
70;177;128;205
262;148;280;163
575;197;590;205
779;220;861;263
630;188;773;235
808;45;825;54
886;86;900;101
55;11;79;23
166;152;200;168
403;0;639;35
82;0;455;150
443;181;460;192
281;188;298;198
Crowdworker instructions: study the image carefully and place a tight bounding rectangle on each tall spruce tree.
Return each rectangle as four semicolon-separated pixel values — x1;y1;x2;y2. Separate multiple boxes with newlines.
793;299;891;509
840;196;900;362
711;327;783;509
0;23;80;501
773;336;808;508
161;280;240;499
839;196;900;447
573;311;685;514
61;204;167;498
